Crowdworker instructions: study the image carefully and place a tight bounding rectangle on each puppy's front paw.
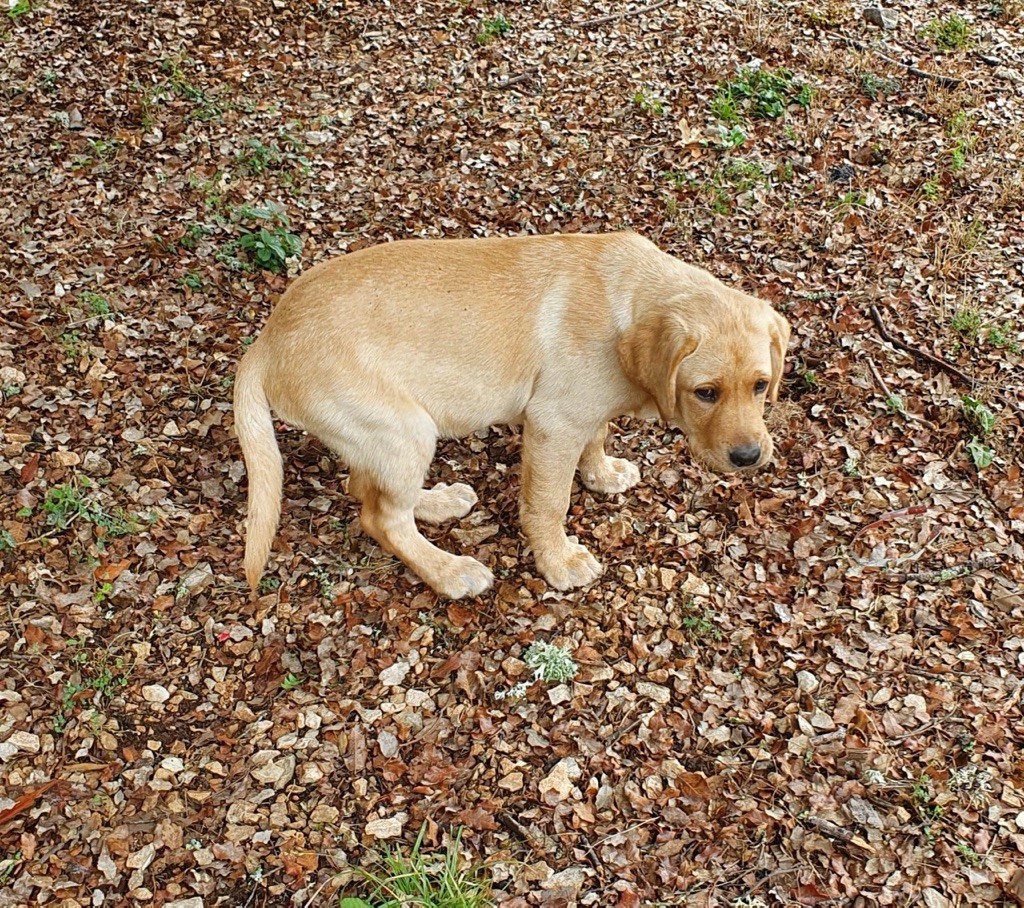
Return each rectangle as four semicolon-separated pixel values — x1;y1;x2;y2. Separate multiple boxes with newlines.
537;543;603;591
580;457;641;495
431;556;494;600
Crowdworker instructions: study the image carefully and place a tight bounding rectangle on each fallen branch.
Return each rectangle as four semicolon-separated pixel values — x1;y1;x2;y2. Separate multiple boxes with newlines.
971;50;1002;67
868;304;975;387
831;34;963;89
577;0;673;29
489;66;539;90
886;556;1001;583
806;815;855;843
864;354;927;423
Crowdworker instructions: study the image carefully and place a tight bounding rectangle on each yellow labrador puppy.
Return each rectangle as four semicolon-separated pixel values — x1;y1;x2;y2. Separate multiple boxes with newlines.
235;232;789;599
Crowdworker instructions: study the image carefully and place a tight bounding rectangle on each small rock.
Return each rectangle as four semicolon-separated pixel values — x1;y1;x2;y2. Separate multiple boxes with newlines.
83;451;113;476
539;757;582;802
297;762;324;785
365;813;407;839
797;670;819;693
161;420;181;437
499;771;524;791
49;450;80;468
636;681;671;705
864;6;898;29
303;130;333;146
160;756;185;773
310;804;339;824
0;366;27;386
378;730;399;758
175;563;214;600
5;731;41;754
250;751;296;789
165;900;204;908
126;843;156;871
142;685;170;704
379;660;411;687
547;683;572;705
541;866;588;896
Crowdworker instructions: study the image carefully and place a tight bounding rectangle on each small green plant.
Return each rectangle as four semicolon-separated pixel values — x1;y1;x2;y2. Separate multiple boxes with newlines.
54;645;130;733
632;87;666;117
802;369;818;388
831;190;867;211
7;0;32;19
309;565;334;600
178;221;212;251
281;672;303;692
475;14;510;44
961;395;996;435
921;14;971;51
93;581;113;603
257;575;280;594
967;437;995;469
859;72;901;100
239;138;283;174
523;641;578;682
715;124;747;149
921;178;941;200
220;204;302;274
986;321;1022;354
950;306;982;341
180;271;203;291
238;224;302;272
709;92;740;123
41;480;141;537
236;135;310;178
348;825;491;908
161;56;224;120
680;600;722;641
0;850;21;885
712;66;811;123
0;529;15;550
885;394;904;414
79;290;112;318
721;158;768;192
954;841;983;867
945;109;970;136
59;330;81;359
842;455;860;477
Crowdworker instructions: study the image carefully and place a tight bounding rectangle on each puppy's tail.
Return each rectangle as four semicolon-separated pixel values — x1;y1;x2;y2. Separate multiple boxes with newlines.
233;348;283;591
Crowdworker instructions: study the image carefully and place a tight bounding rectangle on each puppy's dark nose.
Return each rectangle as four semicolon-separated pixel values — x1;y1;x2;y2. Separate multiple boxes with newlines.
729;442;762;468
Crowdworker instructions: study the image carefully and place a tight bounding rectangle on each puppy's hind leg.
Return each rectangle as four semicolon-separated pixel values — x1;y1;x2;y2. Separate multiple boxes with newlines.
339;410;491;600
414;483;477;524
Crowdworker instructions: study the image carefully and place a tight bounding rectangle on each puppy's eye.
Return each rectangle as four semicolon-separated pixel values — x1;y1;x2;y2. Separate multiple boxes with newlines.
695;387;718;403
754;379;769;395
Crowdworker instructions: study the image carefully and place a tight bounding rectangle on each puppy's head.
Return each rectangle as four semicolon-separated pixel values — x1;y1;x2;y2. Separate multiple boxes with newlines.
619;289;790;473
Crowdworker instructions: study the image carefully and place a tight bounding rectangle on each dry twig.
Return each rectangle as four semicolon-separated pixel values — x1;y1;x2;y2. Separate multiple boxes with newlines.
577;0;673;29
868;305;975;386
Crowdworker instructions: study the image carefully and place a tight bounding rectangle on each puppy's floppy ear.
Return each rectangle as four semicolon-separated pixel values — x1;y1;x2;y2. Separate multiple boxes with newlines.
618;307;700;419
767;309;791;403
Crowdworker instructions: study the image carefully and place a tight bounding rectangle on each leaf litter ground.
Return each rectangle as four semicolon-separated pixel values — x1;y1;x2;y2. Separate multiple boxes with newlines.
1;1;1024;905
